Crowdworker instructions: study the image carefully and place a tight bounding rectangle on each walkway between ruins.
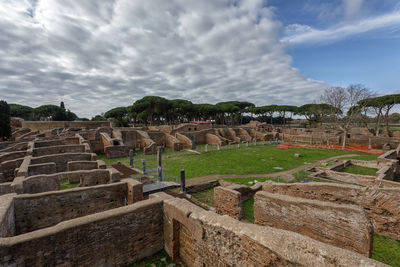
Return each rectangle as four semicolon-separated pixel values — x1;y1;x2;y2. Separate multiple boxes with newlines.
186;154;359;186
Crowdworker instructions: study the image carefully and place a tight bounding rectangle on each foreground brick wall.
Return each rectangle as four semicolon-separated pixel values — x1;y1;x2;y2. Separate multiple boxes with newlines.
254;191;373;257
13;183;128;234
262;181;400;239
162;197;385;267
0;198;163;266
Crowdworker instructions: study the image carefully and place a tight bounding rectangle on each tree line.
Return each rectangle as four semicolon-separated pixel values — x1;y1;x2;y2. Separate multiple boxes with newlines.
7;102;78;121
1;84;400;140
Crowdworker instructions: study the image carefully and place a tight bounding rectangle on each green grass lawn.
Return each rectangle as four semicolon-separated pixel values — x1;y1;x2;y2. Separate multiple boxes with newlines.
372;234;400;266
59;178;80;190
191;187;214;207
242;198;255;223
99;144;373;179
339;165;378;176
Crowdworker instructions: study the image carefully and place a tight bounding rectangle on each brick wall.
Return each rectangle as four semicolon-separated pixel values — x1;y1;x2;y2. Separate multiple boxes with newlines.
27;162;56;176
0;194;15;237
262;181;400;239
254;191;373;257
214;186;243;220
30;153;93;172
0;198;163;266
34;140;65;148
13;183;128;234
162;197;385;267
67;160;98;172
32;144;85;157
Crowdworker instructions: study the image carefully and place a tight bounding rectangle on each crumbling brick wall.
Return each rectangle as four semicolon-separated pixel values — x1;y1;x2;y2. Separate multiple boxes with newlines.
214;186;243;219
32;144;85;157
30;153;94;172
254;191;373;257
0;198;163;266
13;183;128;234
162;196;385;267
262;181;400;239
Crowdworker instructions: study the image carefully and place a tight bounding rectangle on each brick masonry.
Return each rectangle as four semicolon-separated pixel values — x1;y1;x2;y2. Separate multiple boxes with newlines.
262;181;400;240
254;191;373;257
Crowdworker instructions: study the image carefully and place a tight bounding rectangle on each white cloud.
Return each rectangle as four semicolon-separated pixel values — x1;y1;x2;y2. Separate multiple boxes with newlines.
342;0;364;19
282;10;400;44
0;0;328;118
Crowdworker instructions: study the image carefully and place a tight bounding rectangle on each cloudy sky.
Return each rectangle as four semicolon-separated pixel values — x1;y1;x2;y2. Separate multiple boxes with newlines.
0;0;399;118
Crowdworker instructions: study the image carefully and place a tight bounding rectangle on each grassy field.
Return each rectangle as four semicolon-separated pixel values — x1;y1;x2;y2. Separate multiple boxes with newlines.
372;234;400;266
191;187;214;207
99;144;377;179
59;178;79;190
339;165;378;176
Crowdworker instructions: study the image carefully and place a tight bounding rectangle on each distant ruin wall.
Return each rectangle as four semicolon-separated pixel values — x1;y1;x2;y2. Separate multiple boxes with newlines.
32;145;85;157
254;191;373;257
262;181;400;239
0;198;164;266
30;153;93;173
21;121;111;132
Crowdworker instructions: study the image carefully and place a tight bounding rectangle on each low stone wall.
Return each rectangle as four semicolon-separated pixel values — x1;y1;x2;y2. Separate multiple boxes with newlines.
175;133;193;148
214;186;242;219
0;158;24;182
104;145;130;158
21;121;111;132
205;133;223;145
0;197;163;266
32;144;85;157
186;180;220;194
30;153;94;173
0;194;15;237
67;160;98;172
27;162;56;176
162;196;385;267
13;182;129;234
0;151;27;164
34;140;64;148
0;182;13;196
313;169;400;188
254;191;373;257
262;181;400;239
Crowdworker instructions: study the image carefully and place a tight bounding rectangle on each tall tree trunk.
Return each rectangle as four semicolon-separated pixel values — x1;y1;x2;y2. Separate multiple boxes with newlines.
342;131;347;148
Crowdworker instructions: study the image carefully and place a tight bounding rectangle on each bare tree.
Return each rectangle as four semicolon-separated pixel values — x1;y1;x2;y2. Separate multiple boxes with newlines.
320;84;374;147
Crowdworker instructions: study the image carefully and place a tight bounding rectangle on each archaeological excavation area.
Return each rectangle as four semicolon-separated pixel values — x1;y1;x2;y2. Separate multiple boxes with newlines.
0;120;399;266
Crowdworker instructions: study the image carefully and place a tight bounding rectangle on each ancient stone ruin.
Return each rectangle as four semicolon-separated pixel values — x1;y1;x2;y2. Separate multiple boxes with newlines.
0;120;398;266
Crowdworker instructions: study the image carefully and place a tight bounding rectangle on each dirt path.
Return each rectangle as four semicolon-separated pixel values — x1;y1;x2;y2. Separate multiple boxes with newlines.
186;154;358;186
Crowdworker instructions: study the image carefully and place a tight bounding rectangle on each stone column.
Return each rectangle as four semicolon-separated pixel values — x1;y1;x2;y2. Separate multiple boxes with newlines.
246;141;249;147
369;137;372;150
129;149;134;168
142;159;146;175
237;143;240;149
205;144;208;152
180;169;186;194
157;146;162;182
217;144;221;151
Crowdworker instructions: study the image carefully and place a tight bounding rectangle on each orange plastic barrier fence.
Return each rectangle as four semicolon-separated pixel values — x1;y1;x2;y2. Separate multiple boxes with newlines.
277;142;384;155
